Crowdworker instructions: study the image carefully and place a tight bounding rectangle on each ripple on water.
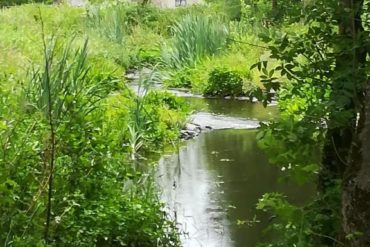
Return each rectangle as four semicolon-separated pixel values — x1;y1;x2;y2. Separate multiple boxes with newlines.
190;112;261;130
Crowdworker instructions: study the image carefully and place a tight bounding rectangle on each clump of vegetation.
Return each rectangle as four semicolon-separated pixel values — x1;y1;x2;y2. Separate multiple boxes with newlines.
0;34;182;246
162;14;229;69
203;68;245;97
87;4;128;43
160;8;270;96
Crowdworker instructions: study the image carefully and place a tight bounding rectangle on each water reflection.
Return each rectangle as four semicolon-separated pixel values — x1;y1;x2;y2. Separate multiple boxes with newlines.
186;97;278;121
157;129;315;247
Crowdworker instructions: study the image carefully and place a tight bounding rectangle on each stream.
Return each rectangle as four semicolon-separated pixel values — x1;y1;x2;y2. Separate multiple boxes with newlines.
156;97;315;247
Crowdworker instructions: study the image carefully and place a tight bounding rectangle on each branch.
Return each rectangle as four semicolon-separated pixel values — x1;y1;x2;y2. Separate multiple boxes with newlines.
227;37;269;49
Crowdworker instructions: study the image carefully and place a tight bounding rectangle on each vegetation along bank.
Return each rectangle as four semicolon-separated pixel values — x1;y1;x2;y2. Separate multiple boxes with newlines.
1;0;370;246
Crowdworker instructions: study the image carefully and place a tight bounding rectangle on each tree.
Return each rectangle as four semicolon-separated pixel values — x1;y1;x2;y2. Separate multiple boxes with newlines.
343;78;370;246
339;0;370;244
254;0;370;245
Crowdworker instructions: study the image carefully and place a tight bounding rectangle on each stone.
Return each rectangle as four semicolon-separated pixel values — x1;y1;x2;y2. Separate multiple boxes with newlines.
185;123;201;132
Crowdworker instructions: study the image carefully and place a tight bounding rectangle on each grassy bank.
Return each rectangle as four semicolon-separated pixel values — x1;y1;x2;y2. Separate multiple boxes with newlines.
0;1;275;96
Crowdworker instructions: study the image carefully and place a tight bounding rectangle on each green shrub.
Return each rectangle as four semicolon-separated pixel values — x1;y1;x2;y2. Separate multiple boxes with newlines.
204;68;245;97
135;48;161;65
126;26;163;67
125;4;161;29
144;92;187;144
162;14;229;69
127;89;188;149
86;3;164;69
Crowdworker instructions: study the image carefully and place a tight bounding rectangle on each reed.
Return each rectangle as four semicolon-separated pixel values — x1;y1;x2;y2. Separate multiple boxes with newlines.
87;4;128;44
162;14;229;69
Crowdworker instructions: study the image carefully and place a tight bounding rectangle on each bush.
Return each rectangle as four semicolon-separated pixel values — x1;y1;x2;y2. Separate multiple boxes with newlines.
203;68;245;97
87;3;164;43
86;3;164;69
126;26;163;67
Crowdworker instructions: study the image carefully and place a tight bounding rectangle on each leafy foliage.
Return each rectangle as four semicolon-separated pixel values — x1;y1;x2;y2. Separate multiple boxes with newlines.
253;0;370;246
257;187;341;247
241;0;302;27
0;36;181;246
203;68;245;97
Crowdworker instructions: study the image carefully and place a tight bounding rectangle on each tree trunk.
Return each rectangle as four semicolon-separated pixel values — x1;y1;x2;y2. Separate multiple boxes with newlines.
272;0;278;11
320;129;351;190
337;0;370;245
319;0;365;192
319;0;369;245
342;77;370;246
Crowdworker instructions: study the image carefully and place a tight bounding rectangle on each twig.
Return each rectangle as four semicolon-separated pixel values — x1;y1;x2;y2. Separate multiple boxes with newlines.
309;231;345;246
331;136;348;166
227;37;269;49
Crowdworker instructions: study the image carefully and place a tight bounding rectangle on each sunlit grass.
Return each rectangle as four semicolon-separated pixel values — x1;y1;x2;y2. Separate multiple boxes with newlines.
161;14;229;69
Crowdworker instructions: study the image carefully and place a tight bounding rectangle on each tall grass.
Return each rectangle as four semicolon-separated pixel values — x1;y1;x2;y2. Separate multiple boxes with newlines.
24;31;117;241
162;14;229;69
125;68;162;160
25;37;115;122
87;4;128;43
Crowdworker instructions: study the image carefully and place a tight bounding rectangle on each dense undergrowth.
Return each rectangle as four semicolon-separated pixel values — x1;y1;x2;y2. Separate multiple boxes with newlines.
0;0;296;245
0;35;185;246
0;0;345;246
0;3;189;246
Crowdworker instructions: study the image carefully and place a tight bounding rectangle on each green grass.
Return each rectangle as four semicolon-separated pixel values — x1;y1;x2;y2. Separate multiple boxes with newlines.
162;23;268;94
0;3;167;79
161;13;229;69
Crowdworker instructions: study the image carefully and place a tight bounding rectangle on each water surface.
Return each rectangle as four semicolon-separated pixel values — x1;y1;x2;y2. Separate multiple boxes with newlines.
157;99;314;247
186;97;278;121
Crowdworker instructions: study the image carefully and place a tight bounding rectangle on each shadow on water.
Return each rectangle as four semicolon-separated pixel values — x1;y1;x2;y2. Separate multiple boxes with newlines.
156;99;315;247
186;97;278;121
157;129;315;247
